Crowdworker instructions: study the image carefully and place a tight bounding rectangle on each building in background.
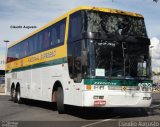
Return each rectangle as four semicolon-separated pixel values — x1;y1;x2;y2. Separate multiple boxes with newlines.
0;55;5;69
0;55;5;85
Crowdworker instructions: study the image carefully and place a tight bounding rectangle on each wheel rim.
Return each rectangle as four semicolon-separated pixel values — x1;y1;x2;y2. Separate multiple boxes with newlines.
11;88;16;98
17;91;20;101
57;87;65;113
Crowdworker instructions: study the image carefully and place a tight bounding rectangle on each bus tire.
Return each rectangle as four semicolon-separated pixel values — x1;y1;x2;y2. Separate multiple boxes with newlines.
140;108;148;116
15;86;22;104
57;87;65;114
106;108;114;114
11;87;16;101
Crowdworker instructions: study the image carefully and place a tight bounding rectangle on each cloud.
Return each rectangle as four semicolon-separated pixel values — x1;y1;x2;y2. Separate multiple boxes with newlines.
150;37;160;71
0;0;160;72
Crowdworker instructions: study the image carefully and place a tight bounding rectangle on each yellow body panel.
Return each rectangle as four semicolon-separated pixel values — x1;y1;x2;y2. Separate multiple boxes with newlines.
6;45;66;71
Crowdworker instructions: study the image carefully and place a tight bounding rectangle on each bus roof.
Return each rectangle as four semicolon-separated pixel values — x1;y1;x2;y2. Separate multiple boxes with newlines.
8;6;143;48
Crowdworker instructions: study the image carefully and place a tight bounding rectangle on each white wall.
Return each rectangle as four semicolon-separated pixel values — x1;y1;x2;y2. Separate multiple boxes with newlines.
150;37;160;73
0;55;5;70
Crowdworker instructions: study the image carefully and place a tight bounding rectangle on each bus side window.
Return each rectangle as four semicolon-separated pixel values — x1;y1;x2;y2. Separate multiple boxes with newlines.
51;24;59;46
15;45;20;59
68;44;73;78
12;46;17;61
33;34;39;54
68;42;82;82
73;42;82;83
7;48;11;62
68;11;82;42
44;30;51;49
59;20;66;44
38;33;43;52
51;27;56;46
28;38;33;55
50;19;66;47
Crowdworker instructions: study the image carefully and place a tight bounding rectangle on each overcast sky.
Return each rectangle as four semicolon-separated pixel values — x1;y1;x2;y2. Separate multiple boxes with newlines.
0;0;160;71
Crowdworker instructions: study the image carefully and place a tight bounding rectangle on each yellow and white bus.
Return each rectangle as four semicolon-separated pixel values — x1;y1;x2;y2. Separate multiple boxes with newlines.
6;6;152;114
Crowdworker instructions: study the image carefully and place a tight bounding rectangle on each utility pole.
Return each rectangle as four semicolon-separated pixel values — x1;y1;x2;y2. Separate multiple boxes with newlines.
3;40;10;95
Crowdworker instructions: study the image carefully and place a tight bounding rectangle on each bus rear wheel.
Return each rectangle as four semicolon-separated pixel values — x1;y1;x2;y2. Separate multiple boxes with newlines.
11;87;16;101
106;108;114;114
57;87;65;114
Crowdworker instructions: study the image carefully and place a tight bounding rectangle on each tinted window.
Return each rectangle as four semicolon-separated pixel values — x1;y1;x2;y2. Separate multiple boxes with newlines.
12;46;17;61
73;42;82;82
7;48;12;63
33;35;39;53
50;19;66;47
24;40;29;57
86;11;147;37
7;18;66;63
28;35;39;55
38;33;43;52
68;41;82;81
68;11;83;42
44;29;51;50
19;42;25;58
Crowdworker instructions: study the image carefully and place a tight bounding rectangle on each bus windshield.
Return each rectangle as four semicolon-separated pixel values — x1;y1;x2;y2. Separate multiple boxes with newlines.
86;10;147;37
68;10;151;81
87;39;150;79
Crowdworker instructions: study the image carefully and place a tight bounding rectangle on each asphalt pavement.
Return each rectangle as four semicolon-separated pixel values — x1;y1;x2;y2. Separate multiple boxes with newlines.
0;93;160;127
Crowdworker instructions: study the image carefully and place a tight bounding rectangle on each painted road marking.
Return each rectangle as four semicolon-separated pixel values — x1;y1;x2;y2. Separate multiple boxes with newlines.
81;116;120;127
150;104;160;108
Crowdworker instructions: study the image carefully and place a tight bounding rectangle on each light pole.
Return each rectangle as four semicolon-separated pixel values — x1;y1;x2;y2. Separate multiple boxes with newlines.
3;40;9;65
3;40;9;95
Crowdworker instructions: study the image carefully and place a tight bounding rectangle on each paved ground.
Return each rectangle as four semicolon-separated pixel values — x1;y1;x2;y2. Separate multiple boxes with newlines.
0;87;4;93
0;94;160;127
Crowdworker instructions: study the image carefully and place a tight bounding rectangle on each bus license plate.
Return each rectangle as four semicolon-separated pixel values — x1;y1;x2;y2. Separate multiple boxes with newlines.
94;100;106;106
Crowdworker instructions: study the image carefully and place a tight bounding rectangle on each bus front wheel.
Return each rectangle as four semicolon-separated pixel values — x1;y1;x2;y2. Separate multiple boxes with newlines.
57;87;65;114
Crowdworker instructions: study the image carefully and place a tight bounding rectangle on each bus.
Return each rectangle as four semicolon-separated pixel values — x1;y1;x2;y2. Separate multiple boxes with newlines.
6;6;152;114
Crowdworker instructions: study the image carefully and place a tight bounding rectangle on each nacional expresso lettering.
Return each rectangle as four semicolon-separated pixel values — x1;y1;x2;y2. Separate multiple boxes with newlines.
10;25;37;29
28;50;56;63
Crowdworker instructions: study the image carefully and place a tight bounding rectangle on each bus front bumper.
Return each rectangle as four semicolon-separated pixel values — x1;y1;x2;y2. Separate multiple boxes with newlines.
82;91;152;107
